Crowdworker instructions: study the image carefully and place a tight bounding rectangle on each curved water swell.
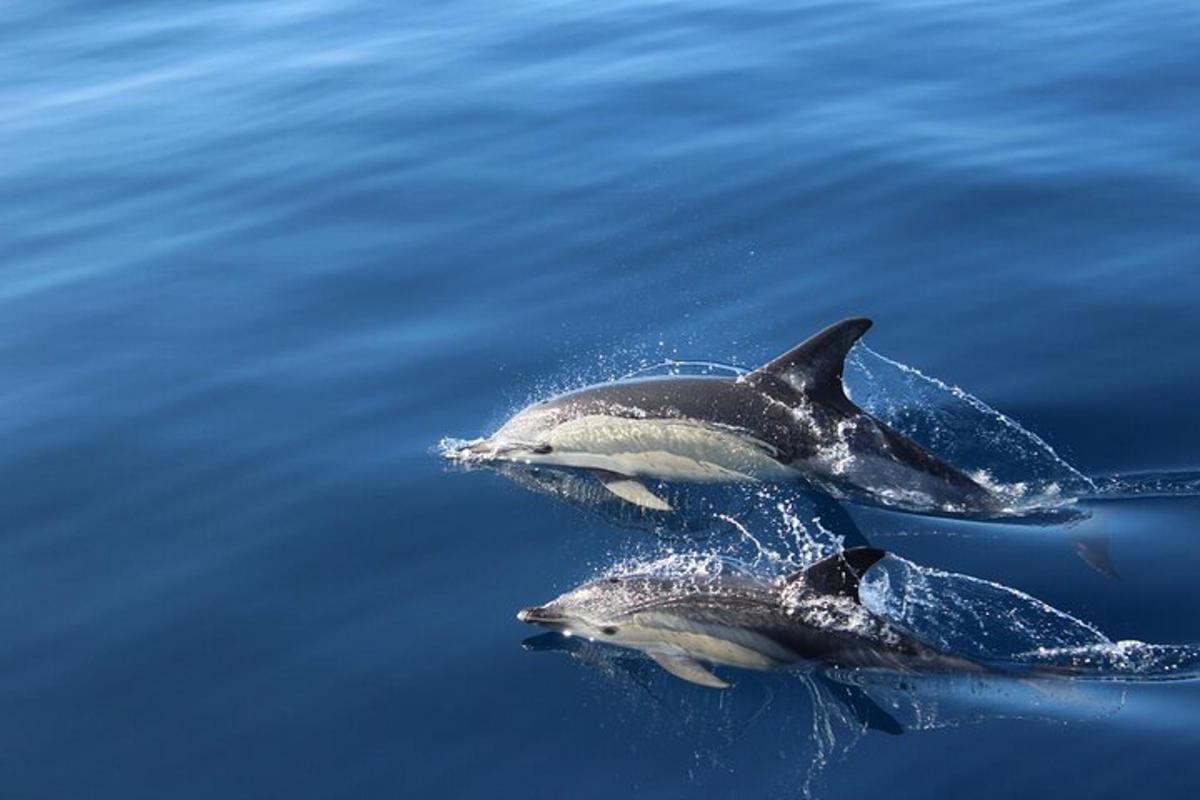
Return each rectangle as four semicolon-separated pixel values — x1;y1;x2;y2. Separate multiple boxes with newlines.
860;556;1200;680
844;346;1095;512
845;346;1200;506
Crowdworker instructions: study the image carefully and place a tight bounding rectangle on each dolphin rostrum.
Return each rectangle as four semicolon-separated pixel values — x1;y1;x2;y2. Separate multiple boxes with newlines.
516;547;982;688
455;318;1003;517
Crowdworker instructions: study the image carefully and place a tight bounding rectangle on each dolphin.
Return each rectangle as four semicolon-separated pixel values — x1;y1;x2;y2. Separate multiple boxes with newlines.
516;547;983;688
454;318;1004;518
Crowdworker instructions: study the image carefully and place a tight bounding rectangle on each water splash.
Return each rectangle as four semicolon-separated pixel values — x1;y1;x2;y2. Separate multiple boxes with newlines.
619;360;750;380
710;485;852;570
435;435;484;464
598;548;756;582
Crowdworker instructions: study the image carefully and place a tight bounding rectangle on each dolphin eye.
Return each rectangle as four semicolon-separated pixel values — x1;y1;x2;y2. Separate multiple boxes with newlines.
607;577;620;584
531;443;552;454
601;626;619;636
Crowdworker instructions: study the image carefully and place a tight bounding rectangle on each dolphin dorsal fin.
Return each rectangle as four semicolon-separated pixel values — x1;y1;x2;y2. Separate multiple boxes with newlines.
785;547;887;602
747;318;872;407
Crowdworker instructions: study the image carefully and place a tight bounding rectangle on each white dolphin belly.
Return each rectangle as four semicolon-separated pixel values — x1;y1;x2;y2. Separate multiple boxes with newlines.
537;415;795;482
624;613;796;669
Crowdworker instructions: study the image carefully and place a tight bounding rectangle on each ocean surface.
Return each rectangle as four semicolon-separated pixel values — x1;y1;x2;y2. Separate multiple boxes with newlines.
3;1;1199;798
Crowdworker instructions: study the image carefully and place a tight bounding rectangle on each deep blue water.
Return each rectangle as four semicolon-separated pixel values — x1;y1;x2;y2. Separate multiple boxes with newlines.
3;1;1200;797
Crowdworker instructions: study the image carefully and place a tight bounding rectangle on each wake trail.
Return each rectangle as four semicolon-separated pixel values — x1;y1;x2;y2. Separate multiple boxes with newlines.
1081;470;1200;501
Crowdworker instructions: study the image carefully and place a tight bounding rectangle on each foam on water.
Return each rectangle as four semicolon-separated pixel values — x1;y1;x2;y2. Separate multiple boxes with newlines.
436;435;484;462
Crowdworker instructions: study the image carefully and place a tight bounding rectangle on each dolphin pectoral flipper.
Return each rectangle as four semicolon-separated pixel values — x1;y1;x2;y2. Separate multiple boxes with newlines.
649;653;730;688
595;471;673;511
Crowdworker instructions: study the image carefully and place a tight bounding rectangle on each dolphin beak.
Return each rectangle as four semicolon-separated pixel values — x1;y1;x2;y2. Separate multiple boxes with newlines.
460;438;530;461
517;606;562;625
463;439;498;457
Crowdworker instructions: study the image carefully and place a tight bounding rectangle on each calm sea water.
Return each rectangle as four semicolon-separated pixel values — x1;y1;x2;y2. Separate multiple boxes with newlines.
3;1;1199;798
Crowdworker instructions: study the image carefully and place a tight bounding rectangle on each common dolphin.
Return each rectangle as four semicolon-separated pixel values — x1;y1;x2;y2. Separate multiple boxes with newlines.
516;547;982;688
455;318;1004;517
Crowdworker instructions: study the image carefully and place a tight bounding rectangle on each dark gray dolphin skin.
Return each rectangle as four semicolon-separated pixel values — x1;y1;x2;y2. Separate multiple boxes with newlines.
456;318;1004;517
516;548;982;688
